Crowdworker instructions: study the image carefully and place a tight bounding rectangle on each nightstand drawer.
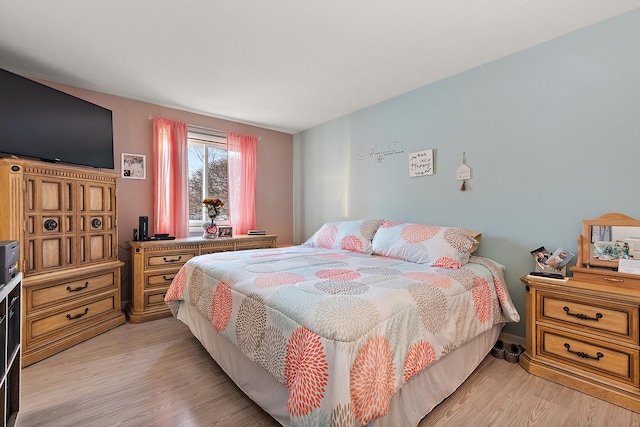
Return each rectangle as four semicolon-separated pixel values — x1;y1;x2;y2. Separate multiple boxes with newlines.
540;327;637;387
540;293;635;341
145;251;196;269
29;272;116;310
572;270;640;288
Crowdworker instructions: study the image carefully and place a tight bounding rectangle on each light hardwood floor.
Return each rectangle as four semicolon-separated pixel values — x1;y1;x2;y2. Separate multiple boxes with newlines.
19;318;640;426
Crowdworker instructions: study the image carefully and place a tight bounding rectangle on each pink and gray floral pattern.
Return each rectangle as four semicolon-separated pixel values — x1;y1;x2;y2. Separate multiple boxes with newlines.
372;221;479;267
165;245;519;426
303;219;385;254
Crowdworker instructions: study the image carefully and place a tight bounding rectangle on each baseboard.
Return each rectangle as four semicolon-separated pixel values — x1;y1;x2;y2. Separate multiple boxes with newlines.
499;331;525;348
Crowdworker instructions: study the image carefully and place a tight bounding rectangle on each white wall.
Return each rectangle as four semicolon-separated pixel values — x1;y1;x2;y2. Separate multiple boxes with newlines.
293;9;640;338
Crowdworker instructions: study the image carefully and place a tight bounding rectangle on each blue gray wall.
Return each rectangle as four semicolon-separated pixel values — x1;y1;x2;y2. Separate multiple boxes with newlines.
293;9;640;338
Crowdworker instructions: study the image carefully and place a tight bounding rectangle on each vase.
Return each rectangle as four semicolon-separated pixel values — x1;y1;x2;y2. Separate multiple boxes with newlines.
202;218;218;238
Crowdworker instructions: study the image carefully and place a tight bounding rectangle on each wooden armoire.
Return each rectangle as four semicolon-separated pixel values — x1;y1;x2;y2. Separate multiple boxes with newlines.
0;158;125;366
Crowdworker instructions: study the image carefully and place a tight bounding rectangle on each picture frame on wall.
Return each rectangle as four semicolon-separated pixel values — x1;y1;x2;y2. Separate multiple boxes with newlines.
218;226;233;237
122;153;146;179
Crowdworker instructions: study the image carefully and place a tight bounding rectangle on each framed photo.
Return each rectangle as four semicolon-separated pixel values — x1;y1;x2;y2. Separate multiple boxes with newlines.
218;226;233;237
545;247;574;269
530;246;551;268
121;153;146;179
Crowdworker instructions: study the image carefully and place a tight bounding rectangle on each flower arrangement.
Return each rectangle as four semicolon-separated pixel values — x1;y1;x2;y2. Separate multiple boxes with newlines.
203;198;224;220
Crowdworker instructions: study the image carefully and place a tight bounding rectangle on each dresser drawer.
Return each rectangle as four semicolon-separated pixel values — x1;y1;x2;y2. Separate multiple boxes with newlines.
145;251;196;269
145;270;178;289
26;292;119;349
145;289;169;309
539;292;637;343
539;327;638;388
28;272;116;310
127;236;277;323
200;241;235;254
236;237;276;251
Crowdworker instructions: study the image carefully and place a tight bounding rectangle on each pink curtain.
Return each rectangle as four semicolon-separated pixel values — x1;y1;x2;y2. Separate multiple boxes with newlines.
152;117;189;238
227;132;258;235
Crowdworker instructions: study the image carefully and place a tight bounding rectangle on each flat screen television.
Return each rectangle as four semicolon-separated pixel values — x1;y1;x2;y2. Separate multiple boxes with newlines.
0;67;114;169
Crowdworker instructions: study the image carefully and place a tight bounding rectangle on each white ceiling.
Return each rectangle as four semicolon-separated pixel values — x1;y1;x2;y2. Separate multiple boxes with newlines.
1;1;639;134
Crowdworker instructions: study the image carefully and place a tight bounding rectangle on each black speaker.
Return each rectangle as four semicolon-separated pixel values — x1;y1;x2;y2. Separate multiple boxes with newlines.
138;216;149;241
0;241;18;285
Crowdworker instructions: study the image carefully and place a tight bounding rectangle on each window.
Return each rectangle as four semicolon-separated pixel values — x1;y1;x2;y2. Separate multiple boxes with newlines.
187;127;229;230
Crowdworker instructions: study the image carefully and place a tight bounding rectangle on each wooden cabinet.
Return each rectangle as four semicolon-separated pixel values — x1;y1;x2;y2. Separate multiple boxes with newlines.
520;274;640;412
127;235;277;323
22;171;117;274
0;159;125;366
1;274;22;427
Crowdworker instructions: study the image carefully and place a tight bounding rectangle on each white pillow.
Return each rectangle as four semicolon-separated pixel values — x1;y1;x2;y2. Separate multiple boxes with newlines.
303;219;385;254
371;221;478;268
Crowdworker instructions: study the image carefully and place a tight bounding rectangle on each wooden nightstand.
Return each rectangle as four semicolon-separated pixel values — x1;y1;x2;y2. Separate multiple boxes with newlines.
126;235;277;323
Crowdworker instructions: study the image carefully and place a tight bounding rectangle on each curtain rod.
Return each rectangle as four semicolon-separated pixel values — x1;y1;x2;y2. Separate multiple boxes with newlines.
148;115;225;135
148;115;261;140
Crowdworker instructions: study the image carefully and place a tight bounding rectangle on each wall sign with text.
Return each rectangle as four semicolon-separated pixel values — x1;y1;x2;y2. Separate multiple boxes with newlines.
409;149;434;177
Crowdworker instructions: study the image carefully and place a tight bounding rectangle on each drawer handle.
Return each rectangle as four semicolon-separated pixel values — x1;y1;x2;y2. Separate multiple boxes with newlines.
564;343;604;361
162;275;175;281
163;256;182;263
603;277;624;283
563;306;602;322
67;282;89;292
66;307;89;320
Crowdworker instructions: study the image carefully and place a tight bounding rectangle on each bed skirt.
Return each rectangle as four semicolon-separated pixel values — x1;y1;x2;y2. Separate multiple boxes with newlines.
176;301;502;427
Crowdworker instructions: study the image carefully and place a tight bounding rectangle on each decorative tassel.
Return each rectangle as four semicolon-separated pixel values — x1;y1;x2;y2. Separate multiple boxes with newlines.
460;180;466;191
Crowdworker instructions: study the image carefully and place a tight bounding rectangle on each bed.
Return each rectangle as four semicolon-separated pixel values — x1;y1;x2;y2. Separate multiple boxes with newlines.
165;220;520;426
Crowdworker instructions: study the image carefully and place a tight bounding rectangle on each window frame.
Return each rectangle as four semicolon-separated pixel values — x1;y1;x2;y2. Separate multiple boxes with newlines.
187;128;229;233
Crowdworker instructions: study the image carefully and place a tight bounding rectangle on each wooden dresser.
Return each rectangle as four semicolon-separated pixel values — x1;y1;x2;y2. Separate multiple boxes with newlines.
127;235;277;323
520;213;640;412
0;159;125;366
520;273;640;412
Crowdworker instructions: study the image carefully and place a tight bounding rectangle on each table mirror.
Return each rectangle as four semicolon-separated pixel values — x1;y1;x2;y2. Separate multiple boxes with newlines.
577;213;640;270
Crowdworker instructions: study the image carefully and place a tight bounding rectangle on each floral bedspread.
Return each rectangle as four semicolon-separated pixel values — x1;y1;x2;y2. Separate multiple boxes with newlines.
165;245;519;426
